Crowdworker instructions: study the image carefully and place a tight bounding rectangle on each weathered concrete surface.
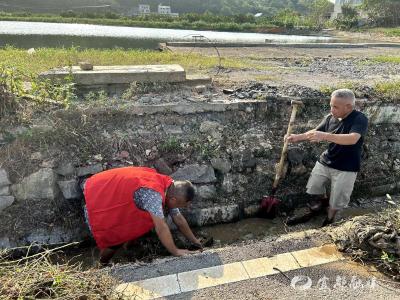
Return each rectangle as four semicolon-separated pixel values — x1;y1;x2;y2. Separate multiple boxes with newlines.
185;74;213;86
85;99;267;116
111;229;397;300
40;65;186;85
111;228;332;282
115;244;346;299
165;42;400;48
170;261;395;300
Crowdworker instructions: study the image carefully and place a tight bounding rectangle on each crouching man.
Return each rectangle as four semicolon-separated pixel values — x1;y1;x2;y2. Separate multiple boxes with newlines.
286;89;368;226
83;166;202;264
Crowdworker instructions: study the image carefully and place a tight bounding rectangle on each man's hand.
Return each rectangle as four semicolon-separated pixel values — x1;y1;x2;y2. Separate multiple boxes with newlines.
172;213;203;251
173;249;195;257
285;134;303;143
308;131;328;143
188;241;204;251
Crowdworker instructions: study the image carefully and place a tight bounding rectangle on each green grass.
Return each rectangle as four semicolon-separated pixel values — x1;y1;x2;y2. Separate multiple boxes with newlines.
372;56;400;64
319;81;359;95
253;74;280;81
319;80;400;101
372;27;400;37
0;14;280;33
0;46;265;76
375;80;400;100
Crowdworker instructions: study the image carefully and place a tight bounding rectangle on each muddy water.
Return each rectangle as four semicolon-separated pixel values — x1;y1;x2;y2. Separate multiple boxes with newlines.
198;218;287;245
198;206;376;246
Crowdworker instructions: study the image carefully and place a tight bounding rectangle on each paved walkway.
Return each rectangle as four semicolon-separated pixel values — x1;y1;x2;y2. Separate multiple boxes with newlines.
110;227;399;299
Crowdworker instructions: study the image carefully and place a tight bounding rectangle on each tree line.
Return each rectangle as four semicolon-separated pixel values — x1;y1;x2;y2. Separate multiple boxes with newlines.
1;0;399;29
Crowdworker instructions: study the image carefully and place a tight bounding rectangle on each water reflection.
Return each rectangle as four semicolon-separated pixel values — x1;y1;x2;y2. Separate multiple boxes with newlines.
0;21;332;49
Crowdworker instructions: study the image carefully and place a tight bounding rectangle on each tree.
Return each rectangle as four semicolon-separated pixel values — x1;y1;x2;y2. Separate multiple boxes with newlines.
362;0;400;26
307;0;334;27
334;4;359;29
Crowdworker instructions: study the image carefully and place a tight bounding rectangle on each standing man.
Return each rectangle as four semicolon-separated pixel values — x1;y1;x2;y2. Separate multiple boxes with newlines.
286;89;368;226
83;166;202;264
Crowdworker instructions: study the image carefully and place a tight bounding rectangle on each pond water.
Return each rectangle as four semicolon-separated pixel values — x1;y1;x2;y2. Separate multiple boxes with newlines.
0;21;332;49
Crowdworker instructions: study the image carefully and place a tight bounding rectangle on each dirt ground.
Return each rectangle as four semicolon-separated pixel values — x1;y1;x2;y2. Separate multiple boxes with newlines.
170;45;400;90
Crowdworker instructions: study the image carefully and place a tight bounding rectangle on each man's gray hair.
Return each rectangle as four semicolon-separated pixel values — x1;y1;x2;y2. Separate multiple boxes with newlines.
331;89;355;106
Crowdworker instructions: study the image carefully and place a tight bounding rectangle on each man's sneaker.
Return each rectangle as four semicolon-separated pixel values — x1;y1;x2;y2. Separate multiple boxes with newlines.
321;217;334;227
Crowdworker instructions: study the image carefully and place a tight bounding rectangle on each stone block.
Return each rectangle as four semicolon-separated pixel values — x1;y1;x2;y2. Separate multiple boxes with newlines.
187;205;240;226
196;185;217;200
56;162;75;177
0;185;10;196
171;164;216;184
211;158;231;174
58;180;81;200
366;105;400;124
11;169;59;201
0;168;11;187
0;237;11;249
0;196;14;212
76;164;103;177
153;158;173;175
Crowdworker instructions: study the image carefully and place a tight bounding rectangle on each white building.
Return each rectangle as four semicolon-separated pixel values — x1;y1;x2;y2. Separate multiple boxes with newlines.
158;4;171;14
157;4;179;16
329;0;363;19
138;4;151;14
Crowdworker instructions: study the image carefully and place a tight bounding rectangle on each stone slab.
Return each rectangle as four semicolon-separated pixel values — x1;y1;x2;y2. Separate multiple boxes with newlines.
290;244;345;268
185;74;212;86
40;65;186;85
242;252;300;278
178;262;249;293
115;274;180;299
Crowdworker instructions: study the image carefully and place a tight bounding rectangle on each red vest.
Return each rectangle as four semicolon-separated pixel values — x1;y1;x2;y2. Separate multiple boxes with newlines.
84;167;173;249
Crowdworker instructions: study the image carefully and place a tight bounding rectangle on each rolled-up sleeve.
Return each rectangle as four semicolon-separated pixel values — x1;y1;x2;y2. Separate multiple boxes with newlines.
134;188;181;218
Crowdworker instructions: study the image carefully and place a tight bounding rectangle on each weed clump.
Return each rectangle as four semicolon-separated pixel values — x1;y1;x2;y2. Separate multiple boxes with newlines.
0;244;120;299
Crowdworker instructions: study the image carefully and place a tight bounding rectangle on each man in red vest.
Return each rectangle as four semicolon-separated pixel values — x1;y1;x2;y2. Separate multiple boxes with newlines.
83;166;202;264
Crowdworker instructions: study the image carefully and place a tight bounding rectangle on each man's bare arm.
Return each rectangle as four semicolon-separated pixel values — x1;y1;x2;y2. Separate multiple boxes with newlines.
150;214;193;256
286;129;316;143
309;131;361;145
172;214;201;247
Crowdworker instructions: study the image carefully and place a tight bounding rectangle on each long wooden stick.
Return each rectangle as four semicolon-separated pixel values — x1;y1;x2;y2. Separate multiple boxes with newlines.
272;100;303;193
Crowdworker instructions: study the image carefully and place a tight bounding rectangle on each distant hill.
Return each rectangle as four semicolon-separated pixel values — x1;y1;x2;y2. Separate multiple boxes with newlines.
0;0;315;15
0;0;118;13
